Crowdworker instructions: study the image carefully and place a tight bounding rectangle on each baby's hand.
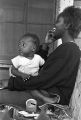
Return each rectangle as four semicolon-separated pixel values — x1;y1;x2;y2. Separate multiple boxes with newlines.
21;74;30;81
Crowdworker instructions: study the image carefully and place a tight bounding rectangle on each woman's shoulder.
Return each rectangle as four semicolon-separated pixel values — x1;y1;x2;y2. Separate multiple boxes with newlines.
57;42;80;51
50;42;80;59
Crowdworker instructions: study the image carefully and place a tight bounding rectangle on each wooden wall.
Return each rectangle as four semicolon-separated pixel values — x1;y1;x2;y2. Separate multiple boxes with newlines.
0;0;56;80
0;0;56;63
0;0;26;62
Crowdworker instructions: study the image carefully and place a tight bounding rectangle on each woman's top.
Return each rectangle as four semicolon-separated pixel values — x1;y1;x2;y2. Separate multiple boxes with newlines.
24;42;80;105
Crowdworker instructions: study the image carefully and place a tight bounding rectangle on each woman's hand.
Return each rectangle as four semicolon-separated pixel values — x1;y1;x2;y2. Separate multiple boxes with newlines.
45;32;53;44
45;28;56;44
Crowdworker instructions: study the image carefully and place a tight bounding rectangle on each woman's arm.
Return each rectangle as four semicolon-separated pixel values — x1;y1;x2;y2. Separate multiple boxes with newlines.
36;44;49;61
37;31;56;60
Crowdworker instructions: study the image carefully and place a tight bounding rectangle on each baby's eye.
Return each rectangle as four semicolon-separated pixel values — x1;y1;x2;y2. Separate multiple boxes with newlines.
22;43;25;47
21;43;26;47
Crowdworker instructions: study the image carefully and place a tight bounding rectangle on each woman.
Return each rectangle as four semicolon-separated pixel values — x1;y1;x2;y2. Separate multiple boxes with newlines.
0;6;81;109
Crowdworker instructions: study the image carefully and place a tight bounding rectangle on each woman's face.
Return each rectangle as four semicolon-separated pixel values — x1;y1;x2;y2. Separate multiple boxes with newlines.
54;16;66;40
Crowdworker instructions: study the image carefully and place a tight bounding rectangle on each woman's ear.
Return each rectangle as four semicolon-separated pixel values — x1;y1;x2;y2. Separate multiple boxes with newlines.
65;23;71;29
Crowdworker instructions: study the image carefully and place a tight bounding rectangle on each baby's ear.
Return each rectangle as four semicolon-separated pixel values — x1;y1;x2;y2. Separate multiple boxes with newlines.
32;45;36;52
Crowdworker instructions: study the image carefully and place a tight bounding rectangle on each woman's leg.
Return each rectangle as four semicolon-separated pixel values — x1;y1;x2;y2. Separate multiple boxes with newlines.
0;89;43;109
31;90;60;104
8;76;26;91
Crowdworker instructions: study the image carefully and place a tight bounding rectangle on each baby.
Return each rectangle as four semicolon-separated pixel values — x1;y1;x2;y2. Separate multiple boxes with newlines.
10;33;45;81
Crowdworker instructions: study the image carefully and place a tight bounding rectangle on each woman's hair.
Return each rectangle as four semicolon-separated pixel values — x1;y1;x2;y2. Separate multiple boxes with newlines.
58;6;81;38
19;33;40;52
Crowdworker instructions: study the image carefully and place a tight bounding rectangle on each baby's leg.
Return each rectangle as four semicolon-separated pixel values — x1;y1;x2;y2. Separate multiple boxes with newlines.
0;79;8;89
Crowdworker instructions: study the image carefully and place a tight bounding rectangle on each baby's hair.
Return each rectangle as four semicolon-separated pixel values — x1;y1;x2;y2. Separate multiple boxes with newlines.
19;33;40;52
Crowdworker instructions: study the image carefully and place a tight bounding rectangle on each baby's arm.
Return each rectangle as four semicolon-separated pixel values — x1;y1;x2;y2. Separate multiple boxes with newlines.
11;65;30;80
39;56;45;67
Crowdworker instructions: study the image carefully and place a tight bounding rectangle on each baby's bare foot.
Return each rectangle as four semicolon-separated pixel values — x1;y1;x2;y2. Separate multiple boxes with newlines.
43;96;58;104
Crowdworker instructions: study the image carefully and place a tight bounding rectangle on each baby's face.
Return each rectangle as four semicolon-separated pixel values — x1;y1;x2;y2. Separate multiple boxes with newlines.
19;37;35;55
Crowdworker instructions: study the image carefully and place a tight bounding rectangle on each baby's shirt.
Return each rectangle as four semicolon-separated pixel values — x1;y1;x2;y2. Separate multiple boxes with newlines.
10;54;45;76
